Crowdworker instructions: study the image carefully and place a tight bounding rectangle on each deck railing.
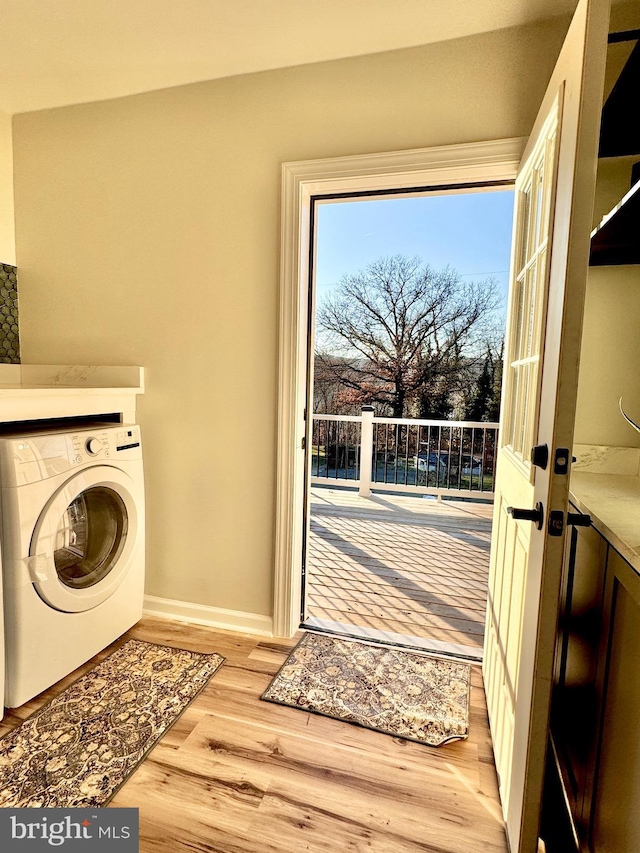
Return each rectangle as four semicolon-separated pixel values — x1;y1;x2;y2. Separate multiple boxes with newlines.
311;407;498;499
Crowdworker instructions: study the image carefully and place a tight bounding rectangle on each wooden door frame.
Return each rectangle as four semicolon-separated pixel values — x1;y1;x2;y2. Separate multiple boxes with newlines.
273;138;525;639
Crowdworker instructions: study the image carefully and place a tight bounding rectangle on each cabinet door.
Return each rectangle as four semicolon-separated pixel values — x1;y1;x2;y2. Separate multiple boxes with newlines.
551;519;607;830
589;549;640;852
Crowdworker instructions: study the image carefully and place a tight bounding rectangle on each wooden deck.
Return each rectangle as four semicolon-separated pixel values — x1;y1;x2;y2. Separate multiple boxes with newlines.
306;486;493;659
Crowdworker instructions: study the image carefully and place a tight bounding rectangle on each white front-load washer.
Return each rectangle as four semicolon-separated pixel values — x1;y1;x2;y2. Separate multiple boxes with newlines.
0;423;145;708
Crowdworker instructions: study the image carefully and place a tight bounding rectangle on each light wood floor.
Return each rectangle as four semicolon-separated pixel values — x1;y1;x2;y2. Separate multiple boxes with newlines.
0;616;507;852
307;487;493;658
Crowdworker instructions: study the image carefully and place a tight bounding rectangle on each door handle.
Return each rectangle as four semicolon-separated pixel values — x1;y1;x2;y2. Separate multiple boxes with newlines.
567;511;591;527
507;502;544;530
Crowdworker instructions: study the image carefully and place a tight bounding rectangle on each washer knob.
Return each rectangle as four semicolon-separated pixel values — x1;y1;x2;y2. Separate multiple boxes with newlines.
86;437;102;455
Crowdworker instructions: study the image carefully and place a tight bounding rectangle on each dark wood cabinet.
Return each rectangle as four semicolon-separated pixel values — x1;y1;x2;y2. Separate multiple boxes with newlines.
552;521;607;835
589;550;640;853
542;509;640;852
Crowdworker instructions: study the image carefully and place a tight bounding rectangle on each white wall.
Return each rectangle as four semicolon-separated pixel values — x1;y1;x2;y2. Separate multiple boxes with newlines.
12;21;568;622
0;109;15;265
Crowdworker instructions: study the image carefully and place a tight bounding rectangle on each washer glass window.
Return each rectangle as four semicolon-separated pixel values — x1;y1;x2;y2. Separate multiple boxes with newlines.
53;487;129;589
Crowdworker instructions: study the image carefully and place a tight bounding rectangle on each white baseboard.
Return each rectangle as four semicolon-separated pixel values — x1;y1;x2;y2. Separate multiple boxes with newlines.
143;595;273;637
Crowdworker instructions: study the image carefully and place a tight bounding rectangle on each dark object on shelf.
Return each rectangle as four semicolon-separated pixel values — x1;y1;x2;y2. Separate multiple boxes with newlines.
590;179;640;265
608;28;640;45
599;38;640;158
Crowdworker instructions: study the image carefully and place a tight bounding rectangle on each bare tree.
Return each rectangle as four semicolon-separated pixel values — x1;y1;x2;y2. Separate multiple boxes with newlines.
313;355;368;414
316;255;500;417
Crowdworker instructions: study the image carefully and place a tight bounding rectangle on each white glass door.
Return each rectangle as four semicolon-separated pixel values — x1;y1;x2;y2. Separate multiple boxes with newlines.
483;1;609;850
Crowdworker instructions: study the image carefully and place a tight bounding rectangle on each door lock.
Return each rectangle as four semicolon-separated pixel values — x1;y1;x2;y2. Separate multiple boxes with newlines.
548;510;564;536
554;448;572;475
531;444;549;470
507;502;544;530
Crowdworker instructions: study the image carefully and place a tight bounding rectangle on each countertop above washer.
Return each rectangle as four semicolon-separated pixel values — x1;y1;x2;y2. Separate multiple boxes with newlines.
0;364;144;423
570;443;640;575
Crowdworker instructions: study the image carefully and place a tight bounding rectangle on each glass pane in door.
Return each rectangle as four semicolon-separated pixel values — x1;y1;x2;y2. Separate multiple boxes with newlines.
502;108;559;468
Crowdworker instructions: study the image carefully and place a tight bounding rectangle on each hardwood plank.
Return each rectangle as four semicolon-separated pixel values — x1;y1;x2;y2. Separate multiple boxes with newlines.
250;776;506;853
186;694;482;779
0;616;506;852
111;752;270;833
178;711;484;798
166;716;504;852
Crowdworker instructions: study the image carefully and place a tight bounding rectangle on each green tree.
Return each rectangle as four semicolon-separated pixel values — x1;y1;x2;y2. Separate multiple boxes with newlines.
464;342;504;422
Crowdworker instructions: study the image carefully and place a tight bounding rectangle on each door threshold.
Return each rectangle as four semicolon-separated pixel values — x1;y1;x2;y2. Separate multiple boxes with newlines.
302;616;483;663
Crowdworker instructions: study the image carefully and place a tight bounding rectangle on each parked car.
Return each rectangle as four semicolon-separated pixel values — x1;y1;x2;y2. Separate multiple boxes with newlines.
462;456;483;475
414;452;448;473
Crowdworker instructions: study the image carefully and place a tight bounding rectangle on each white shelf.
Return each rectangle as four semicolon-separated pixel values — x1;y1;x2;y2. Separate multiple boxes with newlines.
0;365;144;423
590;177;640;265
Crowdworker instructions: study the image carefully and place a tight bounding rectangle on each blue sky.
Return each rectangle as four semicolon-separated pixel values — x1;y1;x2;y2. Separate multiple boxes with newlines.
314;189;515;316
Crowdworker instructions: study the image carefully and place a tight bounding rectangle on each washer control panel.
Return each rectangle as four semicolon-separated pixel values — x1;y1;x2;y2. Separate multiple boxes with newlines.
114;426;141;453
2;424;142;487
71;425;141;465
71;430;110;463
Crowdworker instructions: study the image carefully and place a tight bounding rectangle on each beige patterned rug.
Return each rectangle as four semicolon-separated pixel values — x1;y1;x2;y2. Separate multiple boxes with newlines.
262;633;470;746
0;639;224;807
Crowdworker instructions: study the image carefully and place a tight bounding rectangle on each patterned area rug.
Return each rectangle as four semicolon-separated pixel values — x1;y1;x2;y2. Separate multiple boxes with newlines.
0;639;224;807
262;633;470;746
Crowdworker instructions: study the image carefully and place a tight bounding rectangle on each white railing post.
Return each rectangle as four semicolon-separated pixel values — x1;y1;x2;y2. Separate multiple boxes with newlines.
359;406;375;497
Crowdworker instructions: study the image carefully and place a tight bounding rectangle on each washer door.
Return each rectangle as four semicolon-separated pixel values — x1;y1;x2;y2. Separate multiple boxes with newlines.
30;466;140;612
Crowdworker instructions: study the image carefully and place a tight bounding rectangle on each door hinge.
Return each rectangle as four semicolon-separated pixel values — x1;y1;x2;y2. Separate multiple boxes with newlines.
301;436;306;451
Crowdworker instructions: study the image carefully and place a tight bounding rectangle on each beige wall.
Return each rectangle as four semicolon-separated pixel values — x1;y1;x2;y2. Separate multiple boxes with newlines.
575;267;640;448
12;21;567;620
0;109;15;265
575;141;640;448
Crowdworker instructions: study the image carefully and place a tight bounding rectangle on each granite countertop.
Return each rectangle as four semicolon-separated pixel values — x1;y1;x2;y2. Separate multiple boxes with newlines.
0;365;144;391
569;444;640;574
